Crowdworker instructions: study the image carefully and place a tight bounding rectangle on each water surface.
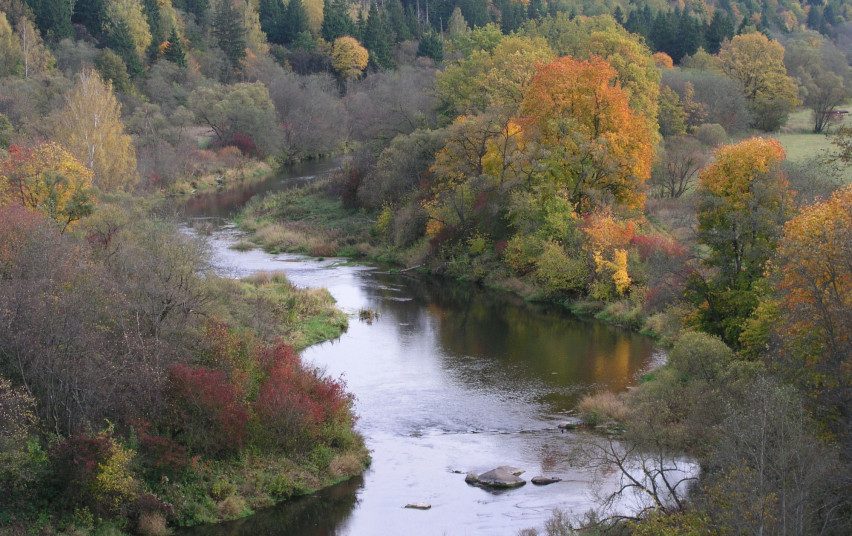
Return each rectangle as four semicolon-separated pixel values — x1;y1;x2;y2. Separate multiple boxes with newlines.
181;166;660;535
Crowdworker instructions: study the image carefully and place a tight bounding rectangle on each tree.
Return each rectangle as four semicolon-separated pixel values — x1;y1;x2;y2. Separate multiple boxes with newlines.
691;137;791;344
784;36;851;133
719;33;799;132
447;6;468;38
188;82;282;156
282;0;310;45
436;34;554;117
259;0;285;43
417;31;443;62
321;0;355;41
362;1;393;69
658;85;687;137
105;0;153;60
0;143;95;230
214;0;248;67
650;136;707;198
0;12;21;76
771;185;851;444
331;35;368;80
53;70;138;191
162;27;186;66
26;0;73;39
94;49;132;94
15;15;53;79
517;56;656;212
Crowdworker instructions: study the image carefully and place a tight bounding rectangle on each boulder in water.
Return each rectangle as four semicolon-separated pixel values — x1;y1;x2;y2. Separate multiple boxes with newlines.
531;476;561;485
467;466;526;489
404;503;431;510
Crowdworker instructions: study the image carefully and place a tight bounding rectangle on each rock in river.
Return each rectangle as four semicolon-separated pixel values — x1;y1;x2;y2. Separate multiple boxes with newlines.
466;466;526;489
404;503;431;510
531;476;561;485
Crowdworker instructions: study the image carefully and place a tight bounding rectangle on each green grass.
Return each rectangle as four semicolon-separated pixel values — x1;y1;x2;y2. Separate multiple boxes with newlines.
773;107;852;183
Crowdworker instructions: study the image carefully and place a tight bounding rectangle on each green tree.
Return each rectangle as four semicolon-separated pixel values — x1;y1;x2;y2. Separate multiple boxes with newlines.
94;49;132;93
362;1;393;69
321;0;356;41
259;0;285;44
163;27;186;66
447;6;467;38
386;0;410;42
417;31;443;63
25;0;73;39
213;0;247;67
282;0;310;45
0;12;22;77
690;137;792;345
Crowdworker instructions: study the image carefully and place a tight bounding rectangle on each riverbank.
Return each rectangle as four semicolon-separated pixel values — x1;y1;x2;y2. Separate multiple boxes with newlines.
233;174;683;349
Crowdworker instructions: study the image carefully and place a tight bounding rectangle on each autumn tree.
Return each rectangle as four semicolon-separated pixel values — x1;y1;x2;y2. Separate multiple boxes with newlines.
522;15;660;127
691;138;791;344
436;34;554;118
719;33;799;132
0;143;95;230
0;12;21;76
771;185;851;444
331;35;368;81
517;56;655;212
14;15;53;79
53;70;138;191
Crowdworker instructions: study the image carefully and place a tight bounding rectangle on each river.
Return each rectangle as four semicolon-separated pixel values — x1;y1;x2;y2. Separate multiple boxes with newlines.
179;162;663;535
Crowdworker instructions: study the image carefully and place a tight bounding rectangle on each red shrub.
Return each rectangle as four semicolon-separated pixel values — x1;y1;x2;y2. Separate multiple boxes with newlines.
50;433;116;514
254;343;350;452
167;364;248;456
630;233;686;261
230;133;257;156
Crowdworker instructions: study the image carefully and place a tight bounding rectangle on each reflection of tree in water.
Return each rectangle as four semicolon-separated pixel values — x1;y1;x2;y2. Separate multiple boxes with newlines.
368;273;654;409
180;476;363;536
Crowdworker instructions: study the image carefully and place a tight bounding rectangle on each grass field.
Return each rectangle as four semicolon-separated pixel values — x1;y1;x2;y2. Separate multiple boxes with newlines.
773;107;852;182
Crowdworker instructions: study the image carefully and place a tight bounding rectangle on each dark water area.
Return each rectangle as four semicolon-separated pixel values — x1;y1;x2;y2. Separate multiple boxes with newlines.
179;163;663;535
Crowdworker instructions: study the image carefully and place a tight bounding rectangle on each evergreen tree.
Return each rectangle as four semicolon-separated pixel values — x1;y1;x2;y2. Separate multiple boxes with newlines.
282;0;310;45
164;27;187;66
362;2;393;69
417;30;443;62
25;0;73;40
386;0;411;42
214;0;247;67
674;9;704;62
322;0;357;41
705;10;733;54
144;0;164;60
404;5;420;39
259;0;286;44
71;0;108;40
457;0;489;27
613;6;624;25
497;0;526;33
527;0;547;21
183;0;211;27
447;7;467;38
105;18;143;77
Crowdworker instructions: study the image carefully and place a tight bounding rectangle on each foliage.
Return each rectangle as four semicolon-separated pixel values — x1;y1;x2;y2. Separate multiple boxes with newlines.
53;70;137;191
1;142;95;230
331;36;368;80
719;33;799;132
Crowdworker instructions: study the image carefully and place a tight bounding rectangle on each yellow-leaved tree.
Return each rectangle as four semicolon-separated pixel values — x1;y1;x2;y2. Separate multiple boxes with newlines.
0;142;95;230
105;0;153;58
331;36;368;80
719;33;799;131
54;70;137;191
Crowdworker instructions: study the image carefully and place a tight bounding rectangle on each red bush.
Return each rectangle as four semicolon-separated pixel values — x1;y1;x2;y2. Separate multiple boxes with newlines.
230;133;257;156
50;434;115;513
254;343;350;452
167;364;248;456
630;233;686;261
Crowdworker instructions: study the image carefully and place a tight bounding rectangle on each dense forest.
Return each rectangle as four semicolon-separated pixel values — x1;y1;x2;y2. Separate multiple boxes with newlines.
0;0;850;534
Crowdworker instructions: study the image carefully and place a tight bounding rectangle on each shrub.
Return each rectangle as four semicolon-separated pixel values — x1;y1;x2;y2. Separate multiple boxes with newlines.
166;364;249;457
50;432;139;517
254;343;350;453
668;331;734;382
693;123;727;147
137;511;168;536
216;495;248;519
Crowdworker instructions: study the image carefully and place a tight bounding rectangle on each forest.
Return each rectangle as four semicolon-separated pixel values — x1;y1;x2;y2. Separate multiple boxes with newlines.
0;0;850;534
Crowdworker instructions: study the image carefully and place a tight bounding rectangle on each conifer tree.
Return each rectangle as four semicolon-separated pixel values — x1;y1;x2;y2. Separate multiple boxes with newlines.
25;0;73;39
386;0;410;42
321;0;356;41
259;0;285;44
362;2;393;69
163;27;186;66
282;0;310;45
214;0;247;67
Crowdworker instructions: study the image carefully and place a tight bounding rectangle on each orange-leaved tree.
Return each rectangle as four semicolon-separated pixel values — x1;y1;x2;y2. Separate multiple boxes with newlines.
772;185;851;438
517;55;655;213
